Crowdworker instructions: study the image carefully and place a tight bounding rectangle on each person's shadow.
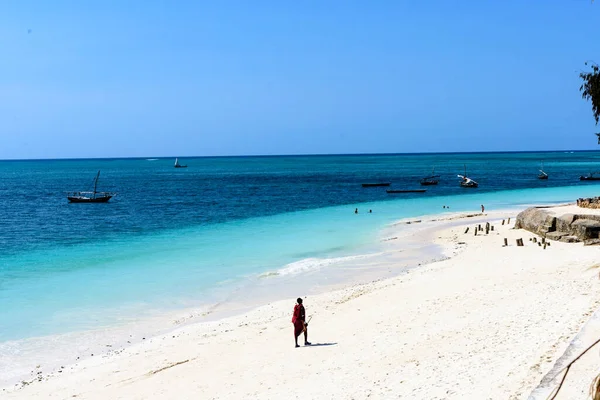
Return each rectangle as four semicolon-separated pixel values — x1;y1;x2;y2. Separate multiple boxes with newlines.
304;342;337;347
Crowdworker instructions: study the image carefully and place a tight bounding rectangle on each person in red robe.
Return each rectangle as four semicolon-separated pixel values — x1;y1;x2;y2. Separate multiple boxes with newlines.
292;297;311;348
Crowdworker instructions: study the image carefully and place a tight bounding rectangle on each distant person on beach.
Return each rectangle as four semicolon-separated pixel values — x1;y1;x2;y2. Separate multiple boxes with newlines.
481;204;485;213
355;208;358;214
292;298;310;348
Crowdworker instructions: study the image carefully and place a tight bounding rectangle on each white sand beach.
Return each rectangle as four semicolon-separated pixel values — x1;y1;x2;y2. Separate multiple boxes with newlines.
3;208;600;399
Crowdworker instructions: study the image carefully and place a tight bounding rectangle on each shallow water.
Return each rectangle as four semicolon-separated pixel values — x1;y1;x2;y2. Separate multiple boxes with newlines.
1;152;600;343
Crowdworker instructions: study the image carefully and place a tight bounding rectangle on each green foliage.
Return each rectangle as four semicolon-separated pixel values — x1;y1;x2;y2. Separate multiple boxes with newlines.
580;62;600;125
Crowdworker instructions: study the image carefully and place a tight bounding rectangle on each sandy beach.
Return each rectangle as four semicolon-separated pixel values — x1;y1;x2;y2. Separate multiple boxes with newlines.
3;208;600;399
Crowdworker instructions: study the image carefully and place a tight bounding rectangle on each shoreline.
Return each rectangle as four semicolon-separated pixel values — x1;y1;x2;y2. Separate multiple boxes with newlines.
1;208;481;389
4;205;600;399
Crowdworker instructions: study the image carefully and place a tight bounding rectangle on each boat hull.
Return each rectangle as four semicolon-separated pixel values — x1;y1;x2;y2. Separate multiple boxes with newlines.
460;183;478;188
174;165;188;168
362;183;390;187
420;181;439;186
68;195;113;203
538;175;548;180
580;176;600;181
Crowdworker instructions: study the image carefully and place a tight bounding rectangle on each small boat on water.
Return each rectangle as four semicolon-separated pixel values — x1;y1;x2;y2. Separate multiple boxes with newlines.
420;167;440;186
174;158;188;168
362;182;391;187
387;189;427;194
458;165;478;188
580;172;600;181
67;171;115;203
538;161;548;180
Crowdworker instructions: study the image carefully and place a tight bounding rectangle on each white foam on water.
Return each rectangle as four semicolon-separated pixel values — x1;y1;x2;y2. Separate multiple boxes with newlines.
260;253;382;278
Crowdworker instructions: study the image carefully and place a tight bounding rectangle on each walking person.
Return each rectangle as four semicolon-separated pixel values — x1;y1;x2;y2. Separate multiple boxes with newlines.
292;298;311;348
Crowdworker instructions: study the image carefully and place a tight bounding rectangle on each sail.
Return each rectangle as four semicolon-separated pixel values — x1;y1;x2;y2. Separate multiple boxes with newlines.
175;158;179;167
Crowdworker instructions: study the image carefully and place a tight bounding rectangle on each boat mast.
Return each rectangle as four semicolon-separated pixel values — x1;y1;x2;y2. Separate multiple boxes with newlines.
93;171;100;199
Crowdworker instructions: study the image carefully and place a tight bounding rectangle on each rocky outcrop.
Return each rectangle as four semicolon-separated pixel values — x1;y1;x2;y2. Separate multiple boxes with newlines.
515;207;600;243
577;197;600;209
514;207;556;236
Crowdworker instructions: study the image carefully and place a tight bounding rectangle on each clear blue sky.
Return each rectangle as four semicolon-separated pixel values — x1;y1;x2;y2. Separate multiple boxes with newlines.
1;1;599;159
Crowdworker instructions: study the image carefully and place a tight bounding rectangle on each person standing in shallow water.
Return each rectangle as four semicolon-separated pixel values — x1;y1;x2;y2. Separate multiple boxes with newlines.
292;298;311;348
481;204;485;213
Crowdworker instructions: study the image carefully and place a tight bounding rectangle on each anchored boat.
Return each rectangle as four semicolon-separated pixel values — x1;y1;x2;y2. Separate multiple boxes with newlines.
67;171;115;203
174;158;188;168
458;165;478;188
361;182;391;187
580;172;600;181
420;168;440;186
538;161;548;180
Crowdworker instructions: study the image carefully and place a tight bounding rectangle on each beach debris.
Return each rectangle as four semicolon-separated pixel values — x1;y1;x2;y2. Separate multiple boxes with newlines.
545;337;600;400
464;227;469;234
508;218;511;224
146;359;190;376
502;219;505;225
516;238;524;246
503;238;508;246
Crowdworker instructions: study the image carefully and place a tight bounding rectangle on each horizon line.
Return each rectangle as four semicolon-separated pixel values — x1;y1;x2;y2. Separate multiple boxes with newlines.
0;148;598;162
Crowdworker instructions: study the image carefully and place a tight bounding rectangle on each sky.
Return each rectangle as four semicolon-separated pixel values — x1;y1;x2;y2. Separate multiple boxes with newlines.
1;1;600;159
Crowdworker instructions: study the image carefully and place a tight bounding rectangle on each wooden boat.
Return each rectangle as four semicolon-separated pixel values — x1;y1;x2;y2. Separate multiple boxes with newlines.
386;189;427;193
580;172;600;181
538;161;548;180
67;171;115;203
361;182;391;187
174;158;188;168
458;165;478;188
420;168;440;186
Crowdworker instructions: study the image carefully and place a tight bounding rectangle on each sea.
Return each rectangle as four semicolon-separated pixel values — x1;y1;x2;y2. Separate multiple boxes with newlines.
2;151;600;383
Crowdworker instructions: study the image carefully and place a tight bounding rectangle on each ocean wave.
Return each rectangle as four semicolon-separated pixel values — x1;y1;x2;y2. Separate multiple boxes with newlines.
259;254;377;278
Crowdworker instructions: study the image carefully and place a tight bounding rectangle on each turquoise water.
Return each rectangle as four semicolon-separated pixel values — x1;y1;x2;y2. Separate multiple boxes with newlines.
2;152;600;341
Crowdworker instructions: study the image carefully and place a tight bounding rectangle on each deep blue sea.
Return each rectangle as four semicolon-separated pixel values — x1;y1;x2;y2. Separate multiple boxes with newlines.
2;151;600;344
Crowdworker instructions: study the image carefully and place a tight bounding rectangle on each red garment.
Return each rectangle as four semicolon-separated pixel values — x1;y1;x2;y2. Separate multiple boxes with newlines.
291;304;305;324
292;304;306;337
